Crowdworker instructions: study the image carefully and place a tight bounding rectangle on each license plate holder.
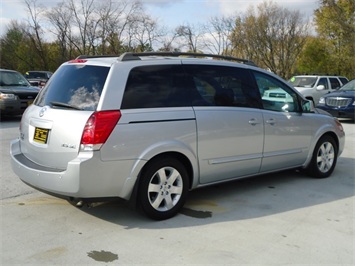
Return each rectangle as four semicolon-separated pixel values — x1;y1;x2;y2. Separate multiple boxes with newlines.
34;127;49;144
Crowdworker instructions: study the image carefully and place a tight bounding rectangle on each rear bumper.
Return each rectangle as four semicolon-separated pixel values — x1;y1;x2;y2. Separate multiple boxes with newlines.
10;139;142;200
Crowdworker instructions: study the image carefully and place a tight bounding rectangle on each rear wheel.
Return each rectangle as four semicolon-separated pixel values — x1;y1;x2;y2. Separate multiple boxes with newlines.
306;135;338;178
139;157;189;220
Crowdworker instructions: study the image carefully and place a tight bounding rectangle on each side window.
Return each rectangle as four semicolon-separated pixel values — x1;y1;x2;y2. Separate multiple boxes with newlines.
253;71;300;113
329;78;341;90
317;78;329;90
339;77;348;85
183;65;262;108
121;65;192;109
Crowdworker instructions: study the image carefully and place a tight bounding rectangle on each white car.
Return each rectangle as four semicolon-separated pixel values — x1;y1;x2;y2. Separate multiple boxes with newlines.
288;75;348;104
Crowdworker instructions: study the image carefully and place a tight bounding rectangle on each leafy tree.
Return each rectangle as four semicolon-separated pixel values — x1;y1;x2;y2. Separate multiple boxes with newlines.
2;0;353;81
231;0;310;79
0;21;37;73
313;0;355;79
294;37;332;75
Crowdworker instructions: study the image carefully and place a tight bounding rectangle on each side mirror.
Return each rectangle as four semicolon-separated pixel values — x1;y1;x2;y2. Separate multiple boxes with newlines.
302;99;315;113
316;85;325;91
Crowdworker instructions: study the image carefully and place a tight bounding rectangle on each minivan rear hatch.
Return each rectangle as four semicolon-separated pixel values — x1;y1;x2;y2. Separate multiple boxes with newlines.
20;63;110;170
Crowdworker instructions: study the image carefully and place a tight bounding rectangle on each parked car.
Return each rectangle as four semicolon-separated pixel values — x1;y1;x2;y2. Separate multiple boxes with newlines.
289;75;348;105
25;70;53;88
0;69;40;116
316;79;355;120
10;53;345;220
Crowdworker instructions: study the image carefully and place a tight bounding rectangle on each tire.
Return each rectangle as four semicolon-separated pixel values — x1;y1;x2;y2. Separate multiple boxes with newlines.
306;135;338;178
138;157;189;220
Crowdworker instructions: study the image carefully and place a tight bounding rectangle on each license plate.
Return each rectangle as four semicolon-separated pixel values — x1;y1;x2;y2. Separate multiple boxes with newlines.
34;127;49;144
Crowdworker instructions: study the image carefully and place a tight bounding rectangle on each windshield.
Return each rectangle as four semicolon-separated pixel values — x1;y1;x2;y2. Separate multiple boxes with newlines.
289;77;317;88
26;71;52;79
34;64;110;111
339;79;355;91
0;71;30;87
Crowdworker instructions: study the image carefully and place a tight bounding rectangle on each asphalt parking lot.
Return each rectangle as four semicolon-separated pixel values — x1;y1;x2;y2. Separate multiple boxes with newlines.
1;116;354;265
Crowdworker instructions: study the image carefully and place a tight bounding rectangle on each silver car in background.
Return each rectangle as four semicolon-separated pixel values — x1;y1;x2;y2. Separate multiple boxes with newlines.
10;53;345;220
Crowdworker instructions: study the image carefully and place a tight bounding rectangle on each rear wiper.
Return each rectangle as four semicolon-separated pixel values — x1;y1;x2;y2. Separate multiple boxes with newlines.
50;101;82;110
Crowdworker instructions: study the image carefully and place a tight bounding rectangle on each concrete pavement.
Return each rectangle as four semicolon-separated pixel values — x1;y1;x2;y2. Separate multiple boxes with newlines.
1;120;354;265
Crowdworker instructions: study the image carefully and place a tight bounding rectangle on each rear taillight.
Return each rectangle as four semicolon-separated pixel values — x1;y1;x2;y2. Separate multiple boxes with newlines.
80;110;121;151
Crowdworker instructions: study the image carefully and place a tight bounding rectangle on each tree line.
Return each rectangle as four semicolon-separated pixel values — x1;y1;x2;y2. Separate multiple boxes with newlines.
0;0;354;80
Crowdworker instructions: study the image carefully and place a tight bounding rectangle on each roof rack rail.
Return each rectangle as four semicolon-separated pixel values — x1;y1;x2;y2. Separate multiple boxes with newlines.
293;73;340;76
76;55;117;59
119;52;257;66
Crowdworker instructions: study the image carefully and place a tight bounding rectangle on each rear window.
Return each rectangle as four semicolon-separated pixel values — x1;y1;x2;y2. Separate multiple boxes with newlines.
35;65;109;111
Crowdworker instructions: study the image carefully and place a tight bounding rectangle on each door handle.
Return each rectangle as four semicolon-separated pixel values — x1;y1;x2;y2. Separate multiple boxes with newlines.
266;118;276;125
248;118;260;126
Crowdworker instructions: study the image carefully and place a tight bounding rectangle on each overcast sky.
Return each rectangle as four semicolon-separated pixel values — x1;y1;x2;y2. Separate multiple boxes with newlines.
0;0;319;36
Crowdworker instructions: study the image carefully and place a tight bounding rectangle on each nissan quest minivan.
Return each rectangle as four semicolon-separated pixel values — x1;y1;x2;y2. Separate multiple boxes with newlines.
10;52;345;220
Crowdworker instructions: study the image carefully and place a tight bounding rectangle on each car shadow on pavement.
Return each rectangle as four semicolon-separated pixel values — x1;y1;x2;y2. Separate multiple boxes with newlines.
339;119;355;124
0;115;22;128
81;156;355;229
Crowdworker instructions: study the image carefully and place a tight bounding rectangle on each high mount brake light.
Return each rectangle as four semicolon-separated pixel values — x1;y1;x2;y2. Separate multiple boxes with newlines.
80;110;121;151
68;59;87;63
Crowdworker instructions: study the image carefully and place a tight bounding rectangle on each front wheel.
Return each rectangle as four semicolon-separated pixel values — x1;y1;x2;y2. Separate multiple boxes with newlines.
139;157;189;220
305;135;338;178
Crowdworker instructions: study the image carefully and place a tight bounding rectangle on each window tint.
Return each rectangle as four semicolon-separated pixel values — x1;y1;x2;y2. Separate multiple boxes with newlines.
122;65;193;109
339;77;348;85
0;71;30;86
254;71;300;112
329;78;341;90
183;65;262;108
35;65;109;111
289;76;317;87
317;78;329;90
26;72;50;79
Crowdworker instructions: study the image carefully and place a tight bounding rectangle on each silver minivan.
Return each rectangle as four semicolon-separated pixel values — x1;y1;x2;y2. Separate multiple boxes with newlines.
10;53;345;220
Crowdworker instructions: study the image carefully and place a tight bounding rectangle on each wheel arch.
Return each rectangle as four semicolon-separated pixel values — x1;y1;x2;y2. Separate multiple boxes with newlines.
128;149;198;209
322;132;339;152
303;131;340;169
139;152;195;190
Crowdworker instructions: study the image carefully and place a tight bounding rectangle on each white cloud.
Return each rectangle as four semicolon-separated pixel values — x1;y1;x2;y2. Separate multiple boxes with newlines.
142;0;183;6
218;0;318;17
0;1;26;36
